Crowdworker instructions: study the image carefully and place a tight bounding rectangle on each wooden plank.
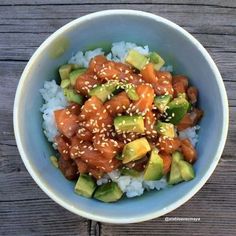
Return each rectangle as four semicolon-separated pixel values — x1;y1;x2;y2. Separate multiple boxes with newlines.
1;18;236;36
0;0;236;8
0;4;235;21
0;199;89;236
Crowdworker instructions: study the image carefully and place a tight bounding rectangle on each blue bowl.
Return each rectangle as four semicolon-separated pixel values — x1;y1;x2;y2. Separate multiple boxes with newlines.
14;10;228;223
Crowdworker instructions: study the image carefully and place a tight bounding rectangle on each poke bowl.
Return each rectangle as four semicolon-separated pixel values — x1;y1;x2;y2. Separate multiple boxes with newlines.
14;10;228;223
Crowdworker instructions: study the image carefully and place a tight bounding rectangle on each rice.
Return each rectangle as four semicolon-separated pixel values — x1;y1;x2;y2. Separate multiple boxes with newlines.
96;170;167;198
160;65;173;72
107;41;149;62
40;41;199;198
67;41;173;71
68;48;104;68
40;80;68;143
179;125;200;147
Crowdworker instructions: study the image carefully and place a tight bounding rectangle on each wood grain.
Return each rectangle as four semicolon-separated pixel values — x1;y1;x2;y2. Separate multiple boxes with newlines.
0;1;235;236
0;0;236;8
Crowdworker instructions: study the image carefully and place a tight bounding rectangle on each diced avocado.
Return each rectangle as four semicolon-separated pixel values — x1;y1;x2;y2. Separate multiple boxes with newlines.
125;49;149;71
120;167;141;177
168;151;184;185
124;84;139;101
89;80;118;102
122;137;151;164
165;97;189;124
60;79;71;89
64;89;83;105
144;148;163;181
155;121;175;138
94;182;123;203
172;151;184;163
178;160;195;181
71;64;84;70
149;52;165;71
75;174;96;198
114;115;144;133
59;64;73;80
154;95;172;113
69;68;87;86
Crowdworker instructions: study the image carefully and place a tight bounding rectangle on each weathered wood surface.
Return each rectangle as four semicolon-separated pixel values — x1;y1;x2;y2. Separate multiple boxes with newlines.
0;1;235;235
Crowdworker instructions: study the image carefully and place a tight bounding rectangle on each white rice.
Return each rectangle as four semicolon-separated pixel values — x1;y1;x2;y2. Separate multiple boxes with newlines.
107;41;149;63
97;170;167;198
68;41;173;71
160;65;173;72
40;41;198;198
68;48;104;68
40;80;68;143
179;125;200;147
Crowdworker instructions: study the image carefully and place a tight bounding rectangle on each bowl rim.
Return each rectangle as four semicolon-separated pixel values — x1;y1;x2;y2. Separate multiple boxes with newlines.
14;9;229;224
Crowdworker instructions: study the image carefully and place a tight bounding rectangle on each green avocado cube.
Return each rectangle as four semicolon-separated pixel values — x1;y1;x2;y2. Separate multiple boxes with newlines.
149;52;165;71
75;174;96;198
125;49;149;71
122;137;151;164
89;80;118;102
114;115;145;133
64;89;83;105
59;64;73;80
94;182;123;203
155;121;175;138
165;97;189;124
69;68;87;86
178;160;195;181
144;148;164;181
120;167;141;177
154;95;172;113
60;79;71;89
168;151;184;185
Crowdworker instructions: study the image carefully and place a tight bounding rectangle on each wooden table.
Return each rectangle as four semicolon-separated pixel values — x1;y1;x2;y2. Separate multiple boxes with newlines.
1;1;236;235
